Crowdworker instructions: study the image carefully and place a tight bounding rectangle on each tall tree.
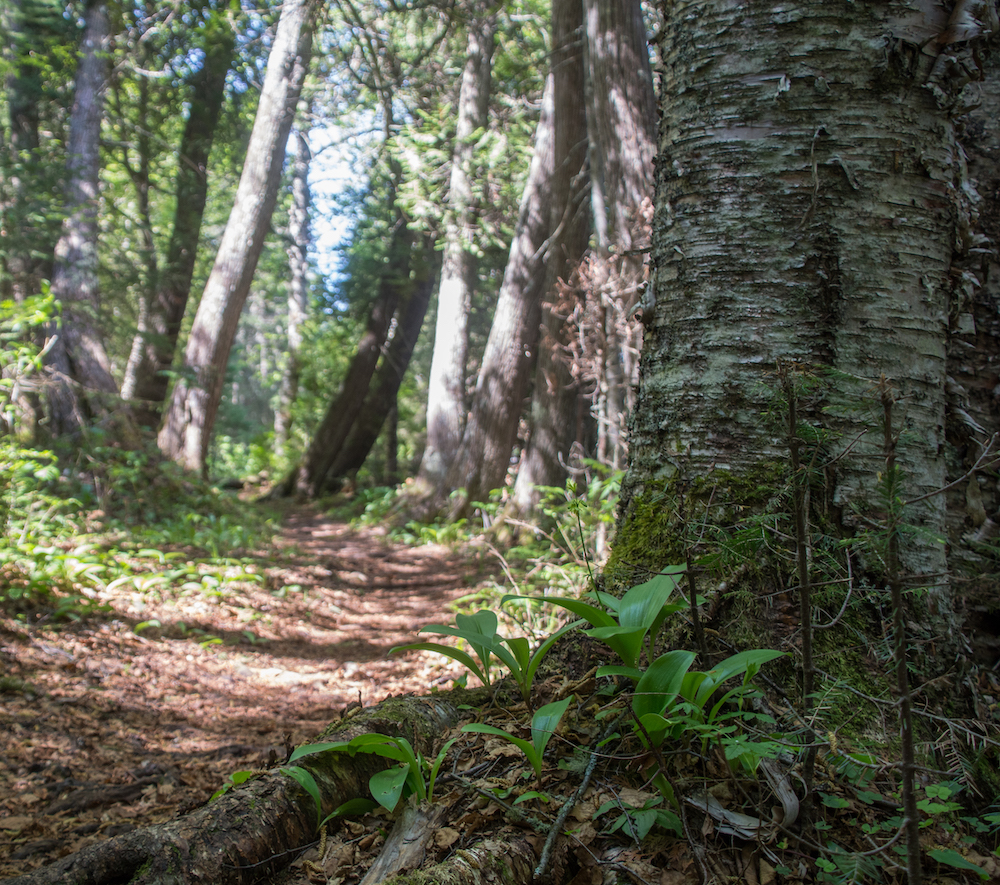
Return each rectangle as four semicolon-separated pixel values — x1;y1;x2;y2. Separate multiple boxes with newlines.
281;191;413;498
614;0;998;651
435;73;557;516
273;125;312;460
582;0;656;470
121;13;235;428
44;0;119;437
416;7;496;490
158;0;319;473
509;0;591;515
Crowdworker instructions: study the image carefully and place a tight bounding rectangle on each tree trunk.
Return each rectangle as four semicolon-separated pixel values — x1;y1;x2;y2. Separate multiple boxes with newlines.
416;8;496;490
274;125;312;459
435;75;557;517
121;18;235;428
44;0;119;437
614;0;998;639
322;241;440;490
582;0;656;471
282;205;413;498
3;692;481;885
509;0;591;516
158;0;318;473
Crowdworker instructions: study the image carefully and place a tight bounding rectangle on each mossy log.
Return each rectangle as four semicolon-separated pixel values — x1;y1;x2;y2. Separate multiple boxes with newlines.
378;837;539;885
1;691;487;885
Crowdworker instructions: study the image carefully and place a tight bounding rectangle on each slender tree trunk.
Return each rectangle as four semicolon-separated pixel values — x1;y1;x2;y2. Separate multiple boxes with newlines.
510;0;591;515
45;0;119;438
158;0;318;473
281;202;413;498
435;75;558;516
274;126;312;459
416;8;496;489
582;0;656;471
323;242;440;489
121;19;235;428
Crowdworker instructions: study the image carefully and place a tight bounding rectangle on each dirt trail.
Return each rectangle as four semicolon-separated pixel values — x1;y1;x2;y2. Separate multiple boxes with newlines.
0;508;488;878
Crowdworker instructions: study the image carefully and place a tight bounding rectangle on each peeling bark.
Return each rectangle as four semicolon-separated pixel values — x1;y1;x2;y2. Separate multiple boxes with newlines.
618;0;999;637
3;692;482;885
378;837;539;885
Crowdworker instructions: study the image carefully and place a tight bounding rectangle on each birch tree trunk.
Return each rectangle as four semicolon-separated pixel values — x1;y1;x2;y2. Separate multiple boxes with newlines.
121;19;234;428
158;0;318;473
45;0;119;437
416;9;496;490
435;75;557;516
615;0;999;641
273;126;311;459
509;0;591;515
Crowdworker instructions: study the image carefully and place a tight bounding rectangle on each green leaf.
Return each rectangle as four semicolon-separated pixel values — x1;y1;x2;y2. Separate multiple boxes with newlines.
389;641;489;685
927;849;988;879
531;696;572;760
502;594;616;630
462;723;539;776
288;741;350;763
820;793;851;809
319;797;378;828
596;664;644;682
633;650;697;719
283;766;322;826
370;765;409;812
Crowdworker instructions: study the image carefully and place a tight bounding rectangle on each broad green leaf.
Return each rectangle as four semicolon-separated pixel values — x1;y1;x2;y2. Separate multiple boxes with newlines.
618;571;684;631
283;766;322;825
462;723;538;775
288;741;349;763
502;636;530;672
502;595;616;630
596;664;644;682
389;641;489;685
531;696;572;759
319;797;378;827
927;849;988;879
583;624;647;669
633;650;697;718
524;620;584;687
370;765;409;812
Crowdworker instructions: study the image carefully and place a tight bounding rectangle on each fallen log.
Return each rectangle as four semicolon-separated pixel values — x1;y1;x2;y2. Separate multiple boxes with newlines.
377;836;539;885
2;691;486;885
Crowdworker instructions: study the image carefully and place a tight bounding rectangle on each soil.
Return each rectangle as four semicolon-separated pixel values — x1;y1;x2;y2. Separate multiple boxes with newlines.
0;508;488;879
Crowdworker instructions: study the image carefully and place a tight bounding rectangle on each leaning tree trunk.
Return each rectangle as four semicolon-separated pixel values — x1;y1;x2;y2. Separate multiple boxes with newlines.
509;0;591;516
44;0;119;437
280;202;413;498
416;8;496;490
158;0;318;473
434;75;557;517
273;125;312;459
121;17;234;428
323;241;440;490
613;0;999;640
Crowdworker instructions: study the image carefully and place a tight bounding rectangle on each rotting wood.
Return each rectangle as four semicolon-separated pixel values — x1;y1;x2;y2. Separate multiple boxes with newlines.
377;836;539;885
359;802;448;885
0;690;487;885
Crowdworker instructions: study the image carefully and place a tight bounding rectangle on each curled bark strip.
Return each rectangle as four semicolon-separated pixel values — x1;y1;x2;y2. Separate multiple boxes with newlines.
1;692;483;885
377;837;539;885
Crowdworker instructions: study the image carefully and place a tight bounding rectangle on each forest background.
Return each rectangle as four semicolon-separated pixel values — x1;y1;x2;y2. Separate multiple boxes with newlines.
6;0;1000;883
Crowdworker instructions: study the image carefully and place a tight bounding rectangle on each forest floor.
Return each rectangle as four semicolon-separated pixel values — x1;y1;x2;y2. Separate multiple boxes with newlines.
0;507;485;880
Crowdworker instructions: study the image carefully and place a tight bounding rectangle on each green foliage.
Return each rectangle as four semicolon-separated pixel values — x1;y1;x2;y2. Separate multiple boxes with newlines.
391;608;577;704
506;566;687;671
595;795;681;841
288;733;457;815
462;696;572;781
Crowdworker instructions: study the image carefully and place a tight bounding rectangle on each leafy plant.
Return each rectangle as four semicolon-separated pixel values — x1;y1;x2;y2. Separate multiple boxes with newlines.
626;648;785;771
391;609;578;703
462;695;572;781
288;733;457;814
595;794;681;841
504;566;688;672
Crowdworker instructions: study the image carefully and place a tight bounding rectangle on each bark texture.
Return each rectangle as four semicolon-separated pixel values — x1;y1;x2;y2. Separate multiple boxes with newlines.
45;0;119;436
158;0;318;472
417;9;496;489
438;75;557;515
617;0;999;634
3;692;480;885
582;0;656;471
121;19;235;428
274;126;312;458
509;0;591;514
